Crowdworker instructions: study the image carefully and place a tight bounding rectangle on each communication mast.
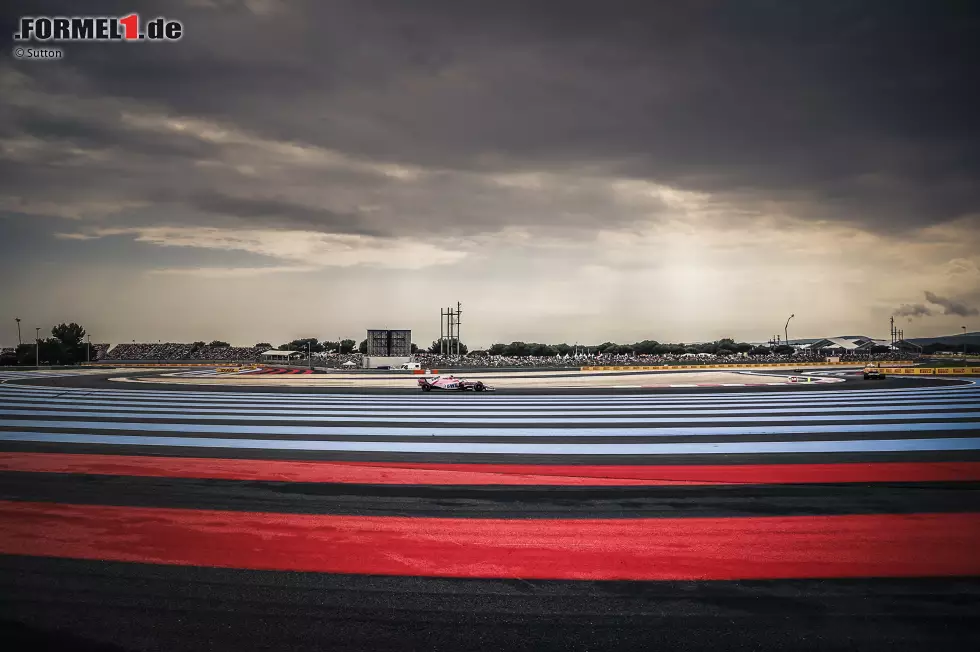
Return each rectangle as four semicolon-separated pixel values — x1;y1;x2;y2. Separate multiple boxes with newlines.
439;302;463;355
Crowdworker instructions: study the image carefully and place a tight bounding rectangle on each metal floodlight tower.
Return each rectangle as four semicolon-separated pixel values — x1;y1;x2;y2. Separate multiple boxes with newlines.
15;317;22;346
439;303;463;355
784;314;795;349
439;307;447;355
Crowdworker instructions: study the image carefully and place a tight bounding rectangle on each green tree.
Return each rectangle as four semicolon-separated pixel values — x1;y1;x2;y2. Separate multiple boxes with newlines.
208;340;230;347
358;339;367;354
529;343;556;356
425;340;467;354
15;343;35;365
632;340;660;355
17;339;70;365
51;323;85;347
255;343;272;349
286;338;323;353
339;339;356;354
45;323;89;364
411;343;419;354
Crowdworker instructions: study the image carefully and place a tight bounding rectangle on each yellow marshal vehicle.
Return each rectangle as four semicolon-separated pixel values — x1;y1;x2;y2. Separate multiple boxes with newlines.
863;364;885;380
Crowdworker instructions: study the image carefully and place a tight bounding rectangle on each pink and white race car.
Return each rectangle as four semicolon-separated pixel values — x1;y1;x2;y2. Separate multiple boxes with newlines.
418;375;494;392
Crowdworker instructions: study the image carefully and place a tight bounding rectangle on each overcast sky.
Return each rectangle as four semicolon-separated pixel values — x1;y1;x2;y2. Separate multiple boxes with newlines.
1;0;978;347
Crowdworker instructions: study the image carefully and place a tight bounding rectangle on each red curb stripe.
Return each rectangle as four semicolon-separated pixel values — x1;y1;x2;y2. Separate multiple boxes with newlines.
0;501;976;580
2;454;979;486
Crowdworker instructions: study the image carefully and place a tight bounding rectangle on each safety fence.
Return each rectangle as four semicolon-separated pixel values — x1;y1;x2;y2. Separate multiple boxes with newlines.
580;361;914;372
82;363;251;367
880;367;980;375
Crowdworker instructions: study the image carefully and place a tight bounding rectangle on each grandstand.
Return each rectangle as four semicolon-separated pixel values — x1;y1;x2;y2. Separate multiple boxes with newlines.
104;342;270;362
189;346;270;360
93;342;916;367
89;343;110;361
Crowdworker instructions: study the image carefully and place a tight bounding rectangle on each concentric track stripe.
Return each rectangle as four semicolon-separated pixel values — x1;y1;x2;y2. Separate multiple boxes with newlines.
2;431;979;454
3;418;979;438
3;408;980;423
0;500;976;580
3;453;979;485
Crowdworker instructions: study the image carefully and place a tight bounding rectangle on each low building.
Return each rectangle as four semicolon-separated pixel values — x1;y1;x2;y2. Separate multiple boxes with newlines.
259;349;302;363
362;355;411;369
366;329;412;357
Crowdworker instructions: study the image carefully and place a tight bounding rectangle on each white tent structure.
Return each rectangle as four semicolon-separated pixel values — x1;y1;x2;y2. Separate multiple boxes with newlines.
260;350;301;363
808;337;894;352
341;361;357;367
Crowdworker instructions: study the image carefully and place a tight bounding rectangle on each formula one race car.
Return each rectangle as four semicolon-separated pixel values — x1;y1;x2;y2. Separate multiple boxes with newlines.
863;365;885;380
418;375;494;392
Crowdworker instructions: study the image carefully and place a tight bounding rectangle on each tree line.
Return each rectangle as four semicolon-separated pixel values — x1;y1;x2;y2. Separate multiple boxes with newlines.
276;338;362;354
8;327;937;368
424;339;800;357
2;323;91;366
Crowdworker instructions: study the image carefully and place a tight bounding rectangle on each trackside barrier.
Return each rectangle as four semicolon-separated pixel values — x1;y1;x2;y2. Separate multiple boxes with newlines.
580;361;912;372
82;363;223;367
880;368;979;376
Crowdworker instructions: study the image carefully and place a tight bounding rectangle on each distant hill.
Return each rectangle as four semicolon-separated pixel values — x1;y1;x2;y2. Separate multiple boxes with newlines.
785;335;874;345
907;331;980;346
750;331;980;347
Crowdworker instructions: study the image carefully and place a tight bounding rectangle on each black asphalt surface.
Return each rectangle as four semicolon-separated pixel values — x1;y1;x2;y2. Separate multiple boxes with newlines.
3;556;979;652
4;555;977;652
23;366;967;393
0;370;978;651
1;472;976;517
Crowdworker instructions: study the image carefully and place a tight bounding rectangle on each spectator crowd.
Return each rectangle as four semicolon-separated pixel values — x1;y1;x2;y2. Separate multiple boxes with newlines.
90;343;110;361
96;342;914;367
411;350;912;369
310;352;363;368
190;346;269;361
105;342;270;361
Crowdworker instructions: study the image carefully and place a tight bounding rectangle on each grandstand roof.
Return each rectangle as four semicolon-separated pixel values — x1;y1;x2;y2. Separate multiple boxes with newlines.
810;337;864;350
808;337;894;350
260;350;300;357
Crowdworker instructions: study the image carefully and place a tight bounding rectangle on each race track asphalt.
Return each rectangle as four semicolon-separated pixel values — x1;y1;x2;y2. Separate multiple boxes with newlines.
0;369;978;651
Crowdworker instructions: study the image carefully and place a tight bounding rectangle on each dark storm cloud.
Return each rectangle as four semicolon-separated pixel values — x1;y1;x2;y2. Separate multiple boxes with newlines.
893;304;932;319
924;291;979;317
2;0;979;235
185;191;383;236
